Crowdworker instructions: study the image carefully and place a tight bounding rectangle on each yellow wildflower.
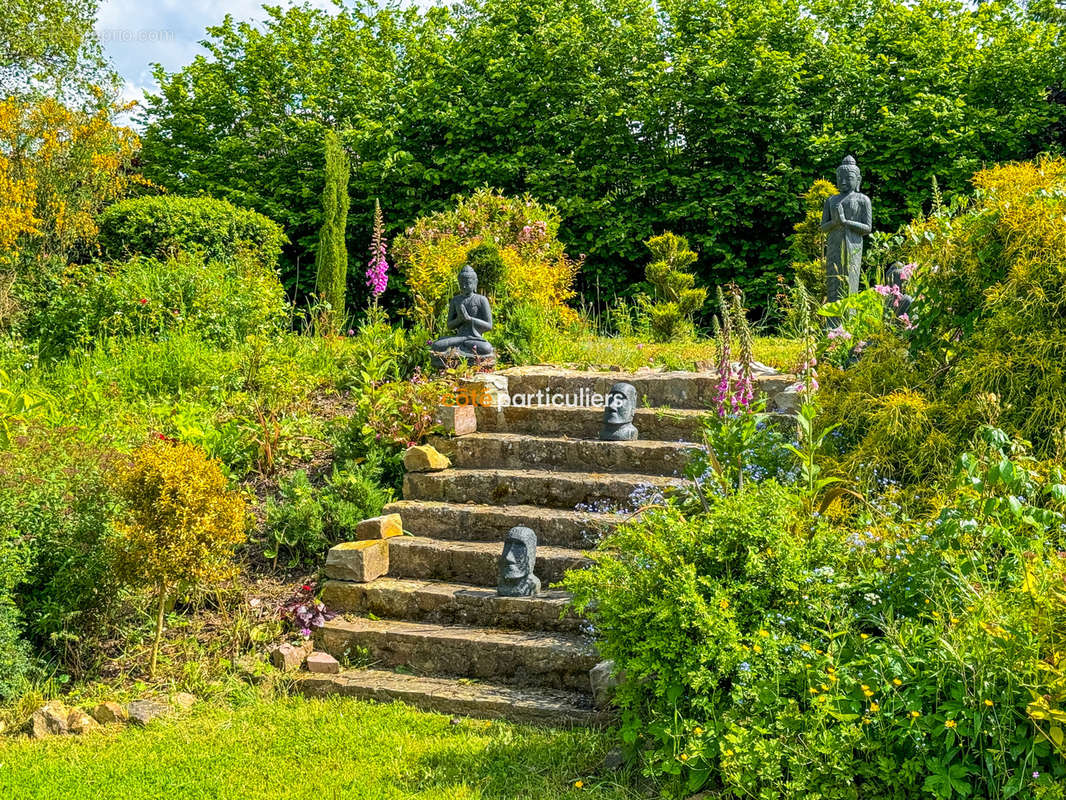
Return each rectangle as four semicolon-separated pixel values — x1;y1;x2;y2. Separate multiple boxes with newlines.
574;780;584;789
694;727;703;735
870;702;880;713
984;699;994;707
892;678;902;687
910;711;920;719
680;753;689;761
944;719;957;729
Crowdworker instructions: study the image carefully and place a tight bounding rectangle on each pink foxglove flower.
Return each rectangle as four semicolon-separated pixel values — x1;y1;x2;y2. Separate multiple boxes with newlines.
366;199;389;301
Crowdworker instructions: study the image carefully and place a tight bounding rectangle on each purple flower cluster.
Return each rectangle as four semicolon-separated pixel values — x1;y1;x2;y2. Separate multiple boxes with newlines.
366;199;389;300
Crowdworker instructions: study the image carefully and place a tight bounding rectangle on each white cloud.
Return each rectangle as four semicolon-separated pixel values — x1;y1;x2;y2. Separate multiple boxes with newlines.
96;0;339;113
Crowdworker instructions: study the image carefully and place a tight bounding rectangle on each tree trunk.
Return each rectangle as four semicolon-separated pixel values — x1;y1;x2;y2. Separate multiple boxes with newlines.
150;581;167;678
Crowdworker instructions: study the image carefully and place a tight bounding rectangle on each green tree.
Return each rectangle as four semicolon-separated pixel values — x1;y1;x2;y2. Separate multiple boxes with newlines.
0;0;115;99
315;129;351;325
140;0;1066;308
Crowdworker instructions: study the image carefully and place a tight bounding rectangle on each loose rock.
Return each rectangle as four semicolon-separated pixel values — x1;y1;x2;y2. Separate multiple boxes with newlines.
306;651;341;675
67;708;99;735
356;513;403;540
126;700;168;726
270;643;307;672
90;701;128;725
172;692;197;711
324;540;389;583
590;660;619;708
25;703;68;738
403;444;451;473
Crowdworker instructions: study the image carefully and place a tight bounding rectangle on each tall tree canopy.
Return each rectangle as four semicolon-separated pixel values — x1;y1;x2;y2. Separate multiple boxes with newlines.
140;0;1066;308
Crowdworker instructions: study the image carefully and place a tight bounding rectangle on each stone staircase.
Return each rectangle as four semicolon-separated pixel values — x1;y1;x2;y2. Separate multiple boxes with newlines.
299;367;795;726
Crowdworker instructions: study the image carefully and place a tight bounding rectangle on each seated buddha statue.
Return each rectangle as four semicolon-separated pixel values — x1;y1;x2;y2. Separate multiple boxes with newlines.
429;265;496;368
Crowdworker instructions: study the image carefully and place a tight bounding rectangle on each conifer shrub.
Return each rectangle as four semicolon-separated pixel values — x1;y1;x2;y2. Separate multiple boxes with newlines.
641;232;706;342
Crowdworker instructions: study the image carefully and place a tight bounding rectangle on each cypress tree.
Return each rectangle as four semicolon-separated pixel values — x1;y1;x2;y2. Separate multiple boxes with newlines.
315;129;350;327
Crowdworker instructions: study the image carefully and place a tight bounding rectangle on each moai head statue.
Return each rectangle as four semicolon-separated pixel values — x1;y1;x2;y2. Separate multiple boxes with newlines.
497;526;541;597
600;382;638;441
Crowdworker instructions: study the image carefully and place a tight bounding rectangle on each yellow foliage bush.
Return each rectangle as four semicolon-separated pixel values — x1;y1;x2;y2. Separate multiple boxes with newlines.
0;96;144;276
111;438;247;673
393;189;580;333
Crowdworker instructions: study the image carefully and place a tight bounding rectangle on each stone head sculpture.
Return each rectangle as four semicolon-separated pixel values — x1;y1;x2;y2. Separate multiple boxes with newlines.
600;382;638;441
835;155;861;193
498;526;540;597
458;264;478;296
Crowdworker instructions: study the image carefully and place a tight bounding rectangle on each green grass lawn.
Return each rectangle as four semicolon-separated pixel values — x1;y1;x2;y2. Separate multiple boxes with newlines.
0;696;644;800
553;335;802;373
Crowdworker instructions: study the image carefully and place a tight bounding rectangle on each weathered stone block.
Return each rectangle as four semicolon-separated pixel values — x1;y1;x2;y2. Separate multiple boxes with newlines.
435;404;477;435
307;651;341;674
459;373;509;408
356;513;403;540
325;540;389;582
90;701;128;725
270;643;306;672
403;444;451;472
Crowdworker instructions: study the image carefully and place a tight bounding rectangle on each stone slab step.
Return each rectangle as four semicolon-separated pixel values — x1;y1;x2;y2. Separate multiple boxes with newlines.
320;578;583;632
297;668;611;727
429;432;694;476
499;366;795;411
475;404;706;441
316;617;598;691
388;536;589;588
404;468;683;510
383;500;622;549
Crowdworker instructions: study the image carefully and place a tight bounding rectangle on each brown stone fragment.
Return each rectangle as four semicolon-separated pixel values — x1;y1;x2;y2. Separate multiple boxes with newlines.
356;514;403;540
435;404;477;435
90;701;128;725
306;651;341;674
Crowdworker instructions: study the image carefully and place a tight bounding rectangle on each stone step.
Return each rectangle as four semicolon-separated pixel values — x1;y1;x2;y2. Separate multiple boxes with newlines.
383;500;622;549
298;668;610;727
316;617;598;691
475;404;706;441
404;468;683;511
499;366;795;411
387;536;589;588
320;578;583;633
429;432;695;476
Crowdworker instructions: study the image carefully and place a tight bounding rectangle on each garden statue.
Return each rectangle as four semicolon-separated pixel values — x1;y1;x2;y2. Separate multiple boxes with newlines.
498;526;540;597
430;264;495;368
600;382;638;441
821;155;873;304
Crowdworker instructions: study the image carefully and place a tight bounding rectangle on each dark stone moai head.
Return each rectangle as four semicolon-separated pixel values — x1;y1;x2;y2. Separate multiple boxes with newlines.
600;382;638;441
498;526;541;597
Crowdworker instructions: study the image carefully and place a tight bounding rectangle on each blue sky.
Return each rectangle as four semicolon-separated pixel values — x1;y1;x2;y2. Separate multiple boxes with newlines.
95;0;340;107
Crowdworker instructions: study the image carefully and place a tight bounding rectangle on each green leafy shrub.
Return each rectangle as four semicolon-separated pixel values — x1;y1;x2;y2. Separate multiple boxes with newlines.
0;524;31;700
789;179;836;299
264;470;326;569
37;252;288;356
0;427;123;682
321;459;394;541
97;195;287;268
641;232;706;342
568;430;1066;798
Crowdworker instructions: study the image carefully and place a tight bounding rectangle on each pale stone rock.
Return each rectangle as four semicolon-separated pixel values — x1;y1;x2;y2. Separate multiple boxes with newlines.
356;513;403;540
306;651;341;674
458;373;508;408
590;660;619;708
403;445;451;472
172;692;197;711
325;540;389;582
25;703;68;738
